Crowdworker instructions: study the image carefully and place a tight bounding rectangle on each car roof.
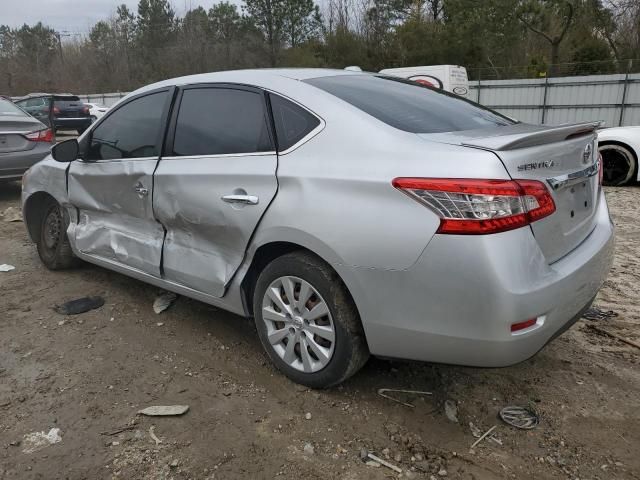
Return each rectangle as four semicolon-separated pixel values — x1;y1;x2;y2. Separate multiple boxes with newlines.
132;68;368;97
15;93;79;100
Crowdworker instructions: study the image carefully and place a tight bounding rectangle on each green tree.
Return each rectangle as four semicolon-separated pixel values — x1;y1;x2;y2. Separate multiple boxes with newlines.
517;0;576;76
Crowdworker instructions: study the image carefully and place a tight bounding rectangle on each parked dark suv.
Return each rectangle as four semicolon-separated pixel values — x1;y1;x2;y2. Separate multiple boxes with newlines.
14;94;92;134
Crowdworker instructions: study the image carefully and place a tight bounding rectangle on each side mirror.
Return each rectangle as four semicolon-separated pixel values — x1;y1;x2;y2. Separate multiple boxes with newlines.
51;139;79;163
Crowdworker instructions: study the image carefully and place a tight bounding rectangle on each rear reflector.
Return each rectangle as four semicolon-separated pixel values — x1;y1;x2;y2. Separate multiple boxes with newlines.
392;178;556;235
24;128;54;143
510;318;537;332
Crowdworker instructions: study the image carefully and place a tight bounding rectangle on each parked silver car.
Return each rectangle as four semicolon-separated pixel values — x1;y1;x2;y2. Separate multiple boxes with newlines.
0;98;54;180
21;69;614;387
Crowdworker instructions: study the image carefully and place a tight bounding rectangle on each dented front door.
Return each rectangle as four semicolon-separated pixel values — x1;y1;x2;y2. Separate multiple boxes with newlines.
67;89;173;276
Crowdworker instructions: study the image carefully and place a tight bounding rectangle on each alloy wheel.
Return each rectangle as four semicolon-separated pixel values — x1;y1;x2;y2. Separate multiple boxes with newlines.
261;276;335;373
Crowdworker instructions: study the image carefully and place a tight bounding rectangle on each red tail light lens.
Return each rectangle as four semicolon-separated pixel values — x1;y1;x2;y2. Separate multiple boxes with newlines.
53;106;60;114
82;106;89;114
392;178;556;235
24;128;54;143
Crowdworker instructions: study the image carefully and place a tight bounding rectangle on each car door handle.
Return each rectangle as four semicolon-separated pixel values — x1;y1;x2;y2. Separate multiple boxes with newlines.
221;194;259;205
134;184;149;196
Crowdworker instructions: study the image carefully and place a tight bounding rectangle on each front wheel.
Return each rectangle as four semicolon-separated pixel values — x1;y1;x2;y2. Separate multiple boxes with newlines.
600;143;637;186
253;252;369;388
36;198;77;270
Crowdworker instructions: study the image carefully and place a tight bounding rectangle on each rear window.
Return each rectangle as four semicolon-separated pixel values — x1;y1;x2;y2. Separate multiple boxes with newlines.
269;93;320;151
0;99;26;116
304;75;514;134
54;96;82;107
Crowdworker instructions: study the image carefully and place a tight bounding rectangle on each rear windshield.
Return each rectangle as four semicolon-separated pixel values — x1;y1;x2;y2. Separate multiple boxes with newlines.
304;75;514;133
53;96;82;107
0;98;26;116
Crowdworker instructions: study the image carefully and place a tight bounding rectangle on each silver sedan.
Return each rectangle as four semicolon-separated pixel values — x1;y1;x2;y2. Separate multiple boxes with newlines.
0;98;54;180
21;69;614;388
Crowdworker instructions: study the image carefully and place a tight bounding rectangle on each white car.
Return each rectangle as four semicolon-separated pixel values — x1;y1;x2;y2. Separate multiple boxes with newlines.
84;103;109;123
597;126;640;186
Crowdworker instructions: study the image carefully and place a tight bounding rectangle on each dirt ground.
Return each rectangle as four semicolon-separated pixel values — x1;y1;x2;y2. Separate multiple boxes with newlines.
0;179;638;480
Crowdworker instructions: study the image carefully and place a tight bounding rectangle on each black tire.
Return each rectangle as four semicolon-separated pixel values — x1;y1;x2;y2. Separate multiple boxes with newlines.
253;251;369;388
600;143;637;186
36;198;77;270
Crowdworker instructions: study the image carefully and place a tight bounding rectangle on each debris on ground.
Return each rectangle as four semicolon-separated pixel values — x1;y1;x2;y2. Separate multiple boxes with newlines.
365;452;402;473
470;422;502;445
22;428;62;454
153;291;178;314
444;399;459;423
499;406;539;429
0;264;15;272
54;296;105;315
304;412;312;420
377;388;432;408
582;307;618;321
149;426;162;445
99;425;137;436
138;405;189;416
1;206;22;222
303;442;315;455
470;425;497;449
587;324;640;350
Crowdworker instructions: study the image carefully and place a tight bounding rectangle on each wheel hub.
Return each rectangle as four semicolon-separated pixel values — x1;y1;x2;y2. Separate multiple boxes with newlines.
261;275;336;373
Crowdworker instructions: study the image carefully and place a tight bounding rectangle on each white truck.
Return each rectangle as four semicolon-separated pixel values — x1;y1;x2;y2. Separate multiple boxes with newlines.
378;65;470;98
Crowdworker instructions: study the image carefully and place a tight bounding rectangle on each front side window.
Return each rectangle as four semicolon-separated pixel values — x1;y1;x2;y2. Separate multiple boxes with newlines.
172;87;273;156
269;93;320;151
86;91;168;161
304;75;514;134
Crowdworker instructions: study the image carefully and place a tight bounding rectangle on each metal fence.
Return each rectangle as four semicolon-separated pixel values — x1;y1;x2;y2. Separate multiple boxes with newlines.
468;73;640;127
80;71;640;127
78;92;127;107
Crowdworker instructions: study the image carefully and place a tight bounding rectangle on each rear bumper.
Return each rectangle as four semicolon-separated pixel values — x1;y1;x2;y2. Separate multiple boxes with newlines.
353;191;615;367
53;117;91;130
0;144;51;179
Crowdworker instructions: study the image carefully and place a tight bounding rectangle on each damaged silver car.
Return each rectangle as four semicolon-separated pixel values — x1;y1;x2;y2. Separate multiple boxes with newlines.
22;69;614;388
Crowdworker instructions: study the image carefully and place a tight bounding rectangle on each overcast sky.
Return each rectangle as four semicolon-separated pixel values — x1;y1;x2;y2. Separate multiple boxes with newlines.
2;0;237;33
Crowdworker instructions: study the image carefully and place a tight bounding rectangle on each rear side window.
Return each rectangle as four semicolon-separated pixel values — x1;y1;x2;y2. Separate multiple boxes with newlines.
269;94;320;151
87;91;168;161
172;88;273;156
304;75;514;134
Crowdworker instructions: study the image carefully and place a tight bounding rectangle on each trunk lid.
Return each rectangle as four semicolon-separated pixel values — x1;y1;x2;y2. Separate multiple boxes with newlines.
419;122;601;263
0;115;45;153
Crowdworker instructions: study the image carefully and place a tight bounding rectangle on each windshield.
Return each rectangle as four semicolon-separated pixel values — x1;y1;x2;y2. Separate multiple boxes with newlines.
304;75;514;134
0;98;27;116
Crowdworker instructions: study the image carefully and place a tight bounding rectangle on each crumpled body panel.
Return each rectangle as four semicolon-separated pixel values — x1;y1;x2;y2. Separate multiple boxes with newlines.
67;158;163;277
153;154;278;297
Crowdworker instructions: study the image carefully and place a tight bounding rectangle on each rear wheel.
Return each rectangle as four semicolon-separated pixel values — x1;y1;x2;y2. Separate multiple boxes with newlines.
600;143;637;186
36;198;77;270
253;251;369;388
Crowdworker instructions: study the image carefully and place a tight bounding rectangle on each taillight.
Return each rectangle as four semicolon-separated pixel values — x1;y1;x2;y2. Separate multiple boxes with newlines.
24;128;54;143
53;106;60;114
82;106;89;114
598;153;603;186
392;178;556;235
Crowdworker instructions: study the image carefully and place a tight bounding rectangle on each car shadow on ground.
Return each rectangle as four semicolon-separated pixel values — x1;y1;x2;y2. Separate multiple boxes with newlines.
0;181;21;202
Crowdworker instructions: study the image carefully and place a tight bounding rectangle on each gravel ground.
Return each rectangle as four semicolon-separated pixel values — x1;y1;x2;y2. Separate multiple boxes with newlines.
0;181;638;480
